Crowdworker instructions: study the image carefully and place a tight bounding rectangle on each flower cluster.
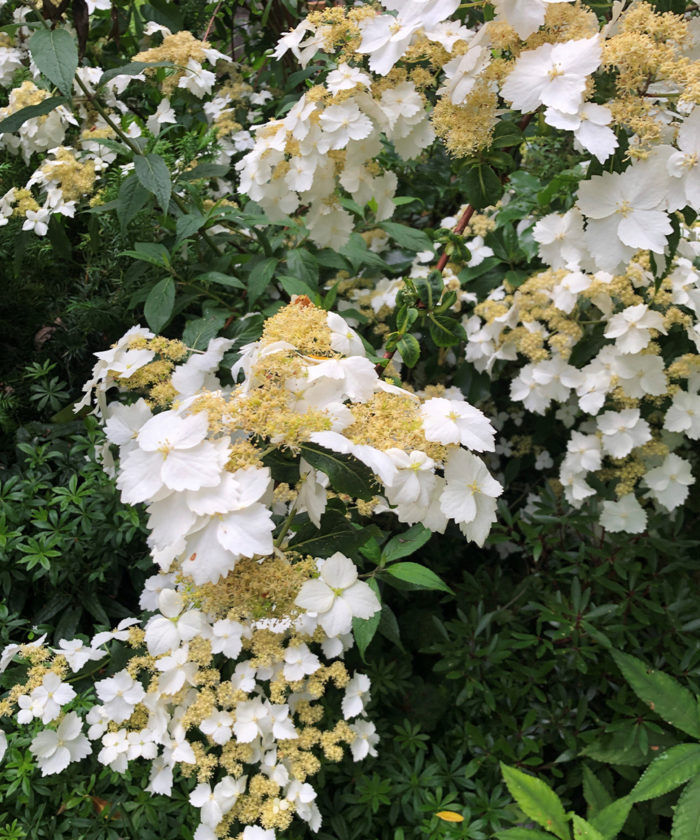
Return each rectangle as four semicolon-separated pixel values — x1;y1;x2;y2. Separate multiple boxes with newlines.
0;299;501;837
0;19;261;236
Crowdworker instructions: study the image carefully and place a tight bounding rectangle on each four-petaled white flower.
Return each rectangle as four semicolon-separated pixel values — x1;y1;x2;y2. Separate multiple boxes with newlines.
643;453;695;511
17;672;76;725
597;409;651;458
295;553;380;637
420;397;495;451
604;304;667;354
600;494;647;534
440;449;503;546
30;712;91;776
95;669;146;723
190;776;246;827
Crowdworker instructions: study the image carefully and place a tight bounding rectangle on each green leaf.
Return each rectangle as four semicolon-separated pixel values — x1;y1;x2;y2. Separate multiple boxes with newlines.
497;829;557;840
0;97;66;134
582;765;611;817
300;443;376;501
353;579;381;659
98;60;173;86
286;248;319;289
339;233;389;272
196;271;244;290
429;313;466;348
500;764;571;840
287;511;370;557
383;562;453;595
382;524;431;563
121;242;171;268
182;310;228;349
396;334;420;368
144;276;175;332
572;816;604;840
462;164;504;210
671;774;700;840
134;153;172;212
629;745;700;803
611;651;700;738
117;175;151;229
581;728;678;766
590;797;632;839
29;28;78;97
380;221;433;253
176;212;205;241
181;162;231;181
247;257;278;304
279;275;320;303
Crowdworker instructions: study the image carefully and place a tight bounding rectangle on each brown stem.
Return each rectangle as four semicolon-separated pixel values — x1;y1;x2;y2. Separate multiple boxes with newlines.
202;0;223;42
435;204;476;272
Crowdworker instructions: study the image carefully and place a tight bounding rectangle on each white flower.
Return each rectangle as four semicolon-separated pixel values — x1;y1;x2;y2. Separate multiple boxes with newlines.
501;36;601;115
146;98;176;135
242;827;276;840
604;304;667;354
30;713;91;776
532;208;588;270
666;108;700;209
565;431;601;473
156;645;198;695
210;619;246;659
22;208;51;236
117;410;229;504
95;670;145;723
17;672;76;725
91;617;140;647
190;776;245;827
550;271;592;313
545;102;618;164
420;397;495;451
664;391;700;439
578;160;672;271
144;588;209;656
319;101;373;153
643;454;694;511
326;63;371;94
342;673;371;719
283;644;321;681
178;59;216;97
200;711;234;745
439;46;490;104
440;449;503;545
349;719;379;760
492;0;574;38
383;449;436;507
51;638;106;672
294;552;380;637
97;728;130;772
600;494;647;533
597;409;651;458
233;698;270;743
560;467;595;508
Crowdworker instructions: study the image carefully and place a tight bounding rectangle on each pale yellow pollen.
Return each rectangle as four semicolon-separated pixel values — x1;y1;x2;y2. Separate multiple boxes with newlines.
617;200;633;217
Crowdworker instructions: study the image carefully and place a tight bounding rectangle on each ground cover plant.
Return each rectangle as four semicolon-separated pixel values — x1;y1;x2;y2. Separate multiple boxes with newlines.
0;0;699;838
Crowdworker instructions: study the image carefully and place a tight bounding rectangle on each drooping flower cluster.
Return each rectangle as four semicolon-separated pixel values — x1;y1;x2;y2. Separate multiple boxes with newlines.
0;299;501;837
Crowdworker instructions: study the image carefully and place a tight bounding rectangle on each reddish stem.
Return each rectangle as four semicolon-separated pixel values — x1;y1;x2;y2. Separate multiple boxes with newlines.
434;204;476;273
203;0;223;42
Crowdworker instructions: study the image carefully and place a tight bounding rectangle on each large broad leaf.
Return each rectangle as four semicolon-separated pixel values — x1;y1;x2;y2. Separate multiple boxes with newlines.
117;175;151;229
29;28;78;97
590;797;632;840
581;727;678;766
380;221;432;253
629;745;700;803
383;562;453;595
299;443;376;501
286;248;319;289
247;256;278;304
0;97;67;134
134;153;172;212
572;816;604;840
121;241;170;269
500;764;571;840
671;774;700;840
382;524;431;563
396;333;420;368
340;233;389;272
287;510;370;558
144;276;175;332
582;765;611;817
611;651;700;739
